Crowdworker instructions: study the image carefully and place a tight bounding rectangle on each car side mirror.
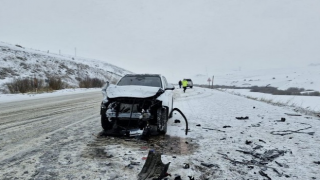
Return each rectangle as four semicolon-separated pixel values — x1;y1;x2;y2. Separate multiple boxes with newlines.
165;84;175;90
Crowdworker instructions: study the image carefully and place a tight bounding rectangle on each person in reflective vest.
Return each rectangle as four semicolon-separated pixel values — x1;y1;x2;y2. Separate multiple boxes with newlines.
182;79;188;93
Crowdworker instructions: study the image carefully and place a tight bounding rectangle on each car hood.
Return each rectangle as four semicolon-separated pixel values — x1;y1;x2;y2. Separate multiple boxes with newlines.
106;85;162;99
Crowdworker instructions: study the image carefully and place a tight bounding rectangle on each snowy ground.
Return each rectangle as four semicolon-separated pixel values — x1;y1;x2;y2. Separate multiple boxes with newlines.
1;87;320;179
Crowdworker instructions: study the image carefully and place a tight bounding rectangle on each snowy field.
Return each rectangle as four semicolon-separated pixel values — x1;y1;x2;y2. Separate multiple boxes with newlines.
1;87;320;179
223;89;320;112
191;65;320;91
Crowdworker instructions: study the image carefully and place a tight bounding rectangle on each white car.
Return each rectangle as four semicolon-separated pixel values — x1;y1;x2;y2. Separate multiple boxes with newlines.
100;74;174;135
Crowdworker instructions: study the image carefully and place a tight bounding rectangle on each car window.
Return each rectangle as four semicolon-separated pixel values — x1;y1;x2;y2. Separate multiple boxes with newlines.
162;76;168;88
117;76;162;87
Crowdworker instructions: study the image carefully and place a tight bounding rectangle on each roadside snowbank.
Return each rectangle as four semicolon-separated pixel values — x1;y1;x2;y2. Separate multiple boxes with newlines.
223;89;320;112
0;88;101;104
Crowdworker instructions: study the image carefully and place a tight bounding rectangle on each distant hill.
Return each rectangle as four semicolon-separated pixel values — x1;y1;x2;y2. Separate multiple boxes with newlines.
0;42;132;93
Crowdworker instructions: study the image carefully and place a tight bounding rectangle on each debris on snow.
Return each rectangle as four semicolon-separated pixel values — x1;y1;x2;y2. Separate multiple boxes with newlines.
275;118;286;122
270;122;314;136
183;163;190;169
251;123;261;127
130;161;140;165
137;150;170;180
259;170;271;180
313;161;320;165
200;163;220;169
285;113;302;116
259;139;266;143
236;116;249;120
253;145;263;150
202;127;225;132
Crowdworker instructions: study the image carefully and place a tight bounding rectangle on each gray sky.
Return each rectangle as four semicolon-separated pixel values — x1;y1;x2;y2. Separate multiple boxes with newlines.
1;0;320;82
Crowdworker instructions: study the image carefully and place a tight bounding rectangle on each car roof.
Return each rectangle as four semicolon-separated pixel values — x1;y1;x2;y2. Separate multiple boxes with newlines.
184;79;192;81
124;74;161;77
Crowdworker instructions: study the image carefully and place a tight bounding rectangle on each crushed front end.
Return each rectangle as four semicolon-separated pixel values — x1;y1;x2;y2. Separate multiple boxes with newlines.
101;96;164;135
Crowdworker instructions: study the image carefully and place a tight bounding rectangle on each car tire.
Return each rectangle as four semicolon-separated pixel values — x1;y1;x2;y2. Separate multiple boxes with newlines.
157;108;168;135
190;86;193;88
101;109;113;130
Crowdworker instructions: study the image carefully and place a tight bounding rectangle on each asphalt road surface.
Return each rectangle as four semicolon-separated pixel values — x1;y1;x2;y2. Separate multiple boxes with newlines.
0;91;104;179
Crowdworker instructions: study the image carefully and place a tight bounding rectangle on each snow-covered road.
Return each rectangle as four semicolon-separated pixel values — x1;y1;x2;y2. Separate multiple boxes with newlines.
0;87;319;179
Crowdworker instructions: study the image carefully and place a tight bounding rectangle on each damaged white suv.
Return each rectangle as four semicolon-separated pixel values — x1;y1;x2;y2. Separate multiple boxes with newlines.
100;74;174;135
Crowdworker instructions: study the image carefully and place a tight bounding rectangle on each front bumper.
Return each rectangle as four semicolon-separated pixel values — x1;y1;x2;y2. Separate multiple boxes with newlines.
106;110;152;120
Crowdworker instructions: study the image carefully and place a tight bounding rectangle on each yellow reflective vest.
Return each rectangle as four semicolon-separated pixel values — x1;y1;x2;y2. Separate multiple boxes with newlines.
182;80;188;87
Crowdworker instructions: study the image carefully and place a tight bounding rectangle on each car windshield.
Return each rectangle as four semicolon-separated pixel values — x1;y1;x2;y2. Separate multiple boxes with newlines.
117;76;162;87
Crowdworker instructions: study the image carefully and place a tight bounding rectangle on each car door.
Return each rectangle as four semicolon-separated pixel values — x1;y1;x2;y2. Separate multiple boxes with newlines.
161;76;173;112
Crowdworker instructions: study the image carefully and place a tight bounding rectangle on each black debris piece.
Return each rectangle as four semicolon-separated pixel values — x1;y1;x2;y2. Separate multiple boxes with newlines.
251;123;260;127
174;119;181;123
183;163;190;169
275;161;283;167
131;161;140;165
313;161;320;165
236;116;249;120
236;150;251;155
259;170;271;180
188;176;195;180
174;175;182;180
245;140;252;145
200;163;219;169
106;154;113;158
259;139;266;143
275;118;286;122
271;122;314;136
236;149;286;163
253;145;263;150
253;106;255;109
202;127;225;133
196;124;201;126
138;150;170;180
223;125;231;128
220;138;226;140
284;113;302;116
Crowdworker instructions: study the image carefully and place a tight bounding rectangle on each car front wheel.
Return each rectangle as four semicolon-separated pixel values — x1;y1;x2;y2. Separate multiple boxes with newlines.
101;109;113;131
157;108;168;135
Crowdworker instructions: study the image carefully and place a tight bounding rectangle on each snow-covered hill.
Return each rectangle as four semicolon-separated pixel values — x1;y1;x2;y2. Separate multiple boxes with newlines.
192;66;320;91
0;42;132;92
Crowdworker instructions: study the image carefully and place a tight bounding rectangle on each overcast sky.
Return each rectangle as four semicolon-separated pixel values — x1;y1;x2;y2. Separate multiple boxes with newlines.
1;0;320;82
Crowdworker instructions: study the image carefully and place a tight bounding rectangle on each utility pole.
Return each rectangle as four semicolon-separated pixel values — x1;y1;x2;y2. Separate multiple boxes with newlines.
212;75;214;89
